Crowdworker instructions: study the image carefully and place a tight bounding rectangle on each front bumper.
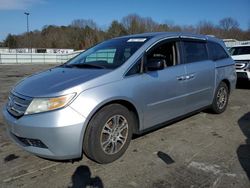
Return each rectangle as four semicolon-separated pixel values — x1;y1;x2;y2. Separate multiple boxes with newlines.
2;105;86;160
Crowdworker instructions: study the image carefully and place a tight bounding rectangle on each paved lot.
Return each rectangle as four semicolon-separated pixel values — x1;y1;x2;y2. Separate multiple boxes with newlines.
0;64;250;188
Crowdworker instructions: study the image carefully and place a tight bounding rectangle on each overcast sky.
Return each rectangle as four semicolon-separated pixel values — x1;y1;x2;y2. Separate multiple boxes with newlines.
0;0;249;41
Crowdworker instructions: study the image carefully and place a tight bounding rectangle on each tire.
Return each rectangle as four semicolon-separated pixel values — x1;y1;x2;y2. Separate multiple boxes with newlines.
210;82;229;114
83;104;134;164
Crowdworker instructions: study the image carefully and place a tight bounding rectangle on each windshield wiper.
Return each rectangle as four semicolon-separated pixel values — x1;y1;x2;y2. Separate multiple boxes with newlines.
64;63;105;69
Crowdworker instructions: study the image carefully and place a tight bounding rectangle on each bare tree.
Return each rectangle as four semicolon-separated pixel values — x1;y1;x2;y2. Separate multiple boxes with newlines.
121;14;147;34
156;24;169;32
197;21;217;35
143;17;158;32
4;34;17;48
2;15;250;50
107;20;127;38
219;17;239;31
181;25;196;33
71;19;97;29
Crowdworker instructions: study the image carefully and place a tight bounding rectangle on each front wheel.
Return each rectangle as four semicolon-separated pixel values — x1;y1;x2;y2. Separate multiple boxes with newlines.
83;104;134;164
210;82;229;114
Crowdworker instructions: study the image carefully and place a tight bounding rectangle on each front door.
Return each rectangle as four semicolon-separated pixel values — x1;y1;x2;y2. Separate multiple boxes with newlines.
141;40;187;129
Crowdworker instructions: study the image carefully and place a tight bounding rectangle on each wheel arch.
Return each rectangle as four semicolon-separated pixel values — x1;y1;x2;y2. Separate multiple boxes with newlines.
80;99;141;159
81;98;141;153
101;100;141;134
220;79;231;93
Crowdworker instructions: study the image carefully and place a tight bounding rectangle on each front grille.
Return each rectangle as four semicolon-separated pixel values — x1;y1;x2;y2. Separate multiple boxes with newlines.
7;92;32;118
235;61;248;70
13;134;48;148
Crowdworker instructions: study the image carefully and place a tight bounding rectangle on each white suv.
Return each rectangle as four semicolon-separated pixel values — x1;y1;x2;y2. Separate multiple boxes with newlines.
229;45;250;81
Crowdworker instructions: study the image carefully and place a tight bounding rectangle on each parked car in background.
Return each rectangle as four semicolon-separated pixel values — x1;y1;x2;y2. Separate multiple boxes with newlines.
2;32;236;164
229;45;250;81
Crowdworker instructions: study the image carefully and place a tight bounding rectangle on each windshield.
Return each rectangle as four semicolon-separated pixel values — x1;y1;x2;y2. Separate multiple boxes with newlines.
64;37;149;69
229;46;250;56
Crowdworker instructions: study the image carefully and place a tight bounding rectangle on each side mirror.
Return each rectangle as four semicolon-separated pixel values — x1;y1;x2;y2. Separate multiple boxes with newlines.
146;59;165;71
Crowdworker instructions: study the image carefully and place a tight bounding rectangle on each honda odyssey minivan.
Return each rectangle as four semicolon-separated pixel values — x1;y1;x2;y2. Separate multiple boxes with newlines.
2;32;236;163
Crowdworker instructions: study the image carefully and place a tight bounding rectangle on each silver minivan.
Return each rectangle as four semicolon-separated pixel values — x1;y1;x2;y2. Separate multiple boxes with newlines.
2;32;236;163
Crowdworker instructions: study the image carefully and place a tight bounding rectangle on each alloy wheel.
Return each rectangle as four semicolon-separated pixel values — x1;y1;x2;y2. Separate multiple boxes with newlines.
100;115;129;155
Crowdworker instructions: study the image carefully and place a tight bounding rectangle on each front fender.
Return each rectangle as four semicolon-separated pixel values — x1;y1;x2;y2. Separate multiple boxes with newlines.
69;81;143;134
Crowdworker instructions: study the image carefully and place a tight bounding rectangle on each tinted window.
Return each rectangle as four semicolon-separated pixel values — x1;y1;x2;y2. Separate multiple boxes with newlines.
229;46;250;55
146;41;178;68
183;41;208;63
207;42;229;61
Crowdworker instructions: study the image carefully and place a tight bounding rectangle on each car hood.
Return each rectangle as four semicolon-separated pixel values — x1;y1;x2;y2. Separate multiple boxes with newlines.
232;54;250;61
14;67;111;97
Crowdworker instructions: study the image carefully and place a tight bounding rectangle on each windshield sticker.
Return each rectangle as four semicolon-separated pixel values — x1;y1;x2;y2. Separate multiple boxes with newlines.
127;38;147;42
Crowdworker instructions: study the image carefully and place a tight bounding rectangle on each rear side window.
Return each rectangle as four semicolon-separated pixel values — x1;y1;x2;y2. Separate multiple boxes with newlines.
183;41;208;63
207;42;229;61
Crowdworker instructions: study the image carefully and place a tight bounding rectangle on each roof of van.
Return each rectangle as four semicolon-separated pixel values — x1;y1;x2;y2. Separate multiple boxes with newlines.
114;32;223;46
117;32;218;41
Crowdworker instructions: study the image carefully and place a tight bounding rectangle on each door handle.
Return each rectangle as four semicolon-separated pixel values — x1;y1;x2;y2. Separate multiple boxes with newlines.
177;74;195;81
186;74;195;80
189;74;195;79
177;76;186;81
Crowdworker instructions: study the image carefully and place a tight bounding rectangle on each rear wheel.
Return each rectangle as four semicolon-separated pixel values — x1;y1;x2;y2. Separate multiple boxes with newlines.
210;82;229;114
83;104;134;164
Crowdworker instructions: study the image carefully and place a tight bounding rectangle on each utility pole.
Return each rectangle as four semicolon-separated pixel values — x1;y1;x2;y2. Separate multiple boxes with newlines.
24;12;30;52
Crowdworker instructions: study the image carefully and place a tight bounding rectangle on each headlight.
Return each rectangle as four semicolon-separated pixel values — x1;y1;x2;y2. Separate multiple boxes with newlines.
25;93;75;115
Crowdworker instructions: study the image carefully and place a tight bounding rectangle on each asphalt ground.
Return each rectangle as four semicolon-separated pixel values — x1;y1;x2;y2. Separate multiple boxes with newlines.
0;64;249;188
